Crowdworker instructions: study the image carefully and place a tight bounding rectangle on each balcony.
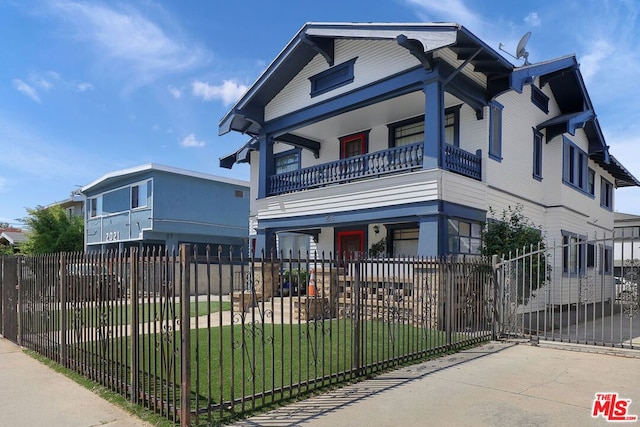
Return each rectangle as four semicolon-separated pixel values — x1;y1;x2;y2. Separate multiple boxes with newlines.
268;142;481;196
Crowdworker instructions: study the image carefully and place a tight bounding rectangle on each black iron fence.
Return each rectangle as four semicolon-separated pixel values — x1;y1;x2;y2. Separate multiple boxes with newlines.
0;247;494;426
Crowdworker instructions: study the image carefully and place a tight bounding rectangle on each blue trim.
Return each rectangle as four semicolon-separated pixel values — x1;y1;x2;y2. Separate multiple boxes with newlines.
510;55;577;93
258;136;272;199
423;77;443;170
262;66;431;136
562;136;595;198
309;57;357;97
417;217;439;256
533;128;543;180
488;102;503;161
440;201;486;222
600;177;613;211
274;148;301;173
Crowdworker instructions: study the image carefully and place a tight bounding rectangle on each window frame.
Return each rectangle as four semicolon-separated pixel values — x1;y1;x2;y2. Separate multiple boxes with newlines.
447;218;482;255
489;102;503;161
600;177;613;210
532;128;543;180
339;131;369;159
562;230;586;276
131;180;149;210
274;148;301;175
388;106;461;148
562;137;593;196
309;58;357;98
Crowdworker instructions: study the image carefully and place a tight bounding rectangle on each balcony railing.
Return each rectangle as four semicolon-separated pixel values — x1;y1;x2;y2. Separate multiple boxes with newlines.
443;145;482;181
268;142;481;195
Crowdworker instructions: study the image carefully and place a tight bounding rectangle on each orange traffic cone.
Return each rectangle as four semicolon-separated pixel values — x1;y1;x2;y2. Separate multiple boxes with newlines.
308;268;316;296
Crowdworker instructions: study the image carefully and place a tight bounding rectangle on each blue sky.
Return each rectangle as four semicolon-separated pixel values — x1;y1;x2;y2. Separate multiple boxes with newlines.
2;0;640;226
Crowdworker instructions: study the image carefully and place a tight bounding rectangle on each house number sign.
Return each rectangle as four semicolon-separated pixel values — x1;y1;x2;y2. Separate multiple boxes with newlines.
105;231;120;241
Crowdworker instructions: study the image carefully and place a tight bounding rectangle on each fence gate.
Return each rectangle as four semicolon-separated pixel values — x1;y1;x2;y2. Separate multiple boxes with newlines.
494;235;640;349
1;256;19;343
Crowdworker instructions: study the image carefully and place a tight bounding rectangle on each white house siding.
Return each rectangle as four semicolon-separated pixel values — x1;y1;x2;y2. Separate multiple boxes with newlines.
265;39;419;121
256;170;439;220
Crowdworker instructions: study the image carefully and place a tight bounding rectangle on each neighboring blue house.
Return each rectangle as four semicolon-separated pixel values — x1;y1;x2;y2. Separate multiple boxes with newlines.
219;22;638;260
81;164;249;253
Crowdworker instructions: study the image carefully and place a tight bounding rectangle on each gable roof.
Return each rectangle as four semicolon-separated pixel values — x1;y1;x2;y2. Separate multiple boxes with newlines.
219;22;514;137
0;230;28;245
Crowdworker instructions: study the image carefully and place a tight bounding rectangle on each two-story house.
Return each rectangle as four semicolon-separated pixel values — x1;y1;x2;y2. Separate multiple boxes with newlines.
82;163;250;254
219;22;638;260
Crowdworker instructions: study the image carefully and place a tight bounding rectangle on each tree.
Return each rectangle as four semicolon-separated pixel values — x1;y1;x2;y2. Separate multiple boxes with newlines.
21;205;84;254
481;204;545;258
482;204;548;304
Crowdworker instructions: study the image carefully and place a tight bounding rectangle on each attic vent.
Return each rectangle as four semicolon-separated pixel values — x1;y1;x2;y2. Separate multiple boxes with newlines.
309;58;357;98
235;190;245;198
531;85;549;114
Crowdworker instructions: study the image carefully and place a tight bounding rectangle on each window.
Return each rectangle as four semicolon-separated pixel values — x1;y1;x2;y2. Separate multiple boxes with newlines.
278;232;310;259
274;150;300;174
489;103;503;161
448;219;482;255
391;117;424;147
234;190;245;198
588;168;595;195
563;138;591;194
531;85;549;113
309;58;357;97
389;106;460;147
562;231;585;275
600;177;613;210
340;131;368;158
533;129;543;180
392;228;419;256
444;106;461;147
90;196;102;218
131;181;148;209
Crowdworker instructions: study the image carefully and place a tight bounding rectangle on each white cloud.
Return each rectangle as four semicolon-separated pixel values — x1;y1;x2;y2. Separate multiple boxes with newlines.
180;133;205;148
404;0;482;31
524;12;541;27
579;40;614;82
13;79;41;103
191;79;248;105
168;85;182;99
75;82;94;92
48;1;207;89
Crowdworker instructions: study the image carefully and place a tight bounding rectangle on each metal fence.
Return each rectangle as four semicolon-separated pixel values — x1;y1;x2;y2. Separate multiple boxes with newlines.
494;235;640;348
0;247;494;426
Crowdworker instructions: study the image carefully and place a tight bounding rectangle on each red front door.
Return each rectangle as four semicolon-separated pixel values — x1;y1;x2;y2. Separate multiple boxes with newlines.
337;230;365;260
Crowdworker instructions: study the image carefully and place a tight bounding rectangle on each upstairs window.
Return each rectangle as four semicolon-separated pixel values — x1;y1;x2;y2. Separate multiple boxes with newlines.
563;138;592;195
489;102;503;161
600;177;613;210
533;129;543;180
388;106;460;148
90;196;102;218
131;181;148;209
274;149;300;174
588;168;596;195
309;58;357;98
531;85;549;113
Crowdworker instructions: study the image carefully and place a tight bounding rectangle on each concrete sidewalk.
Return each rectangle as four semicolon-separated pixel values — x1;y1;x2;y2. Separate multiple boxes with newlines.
233;341;640;427
0;338;151;427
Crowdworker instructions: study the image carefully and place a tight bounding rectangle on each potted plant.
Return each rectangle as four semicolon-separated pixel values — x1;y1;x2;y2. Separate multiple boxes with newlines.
281;268;308;296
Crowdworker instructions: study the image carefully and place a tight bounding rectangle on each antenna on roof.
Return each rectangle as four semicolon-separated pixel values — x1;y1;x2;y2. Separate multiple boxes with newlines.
499;31;532;66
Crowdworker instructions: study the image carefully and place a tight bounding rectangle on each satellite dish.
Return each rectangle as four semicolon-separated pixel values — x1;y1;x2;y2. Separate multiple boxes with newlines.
498;31;532;66
516;32;531;65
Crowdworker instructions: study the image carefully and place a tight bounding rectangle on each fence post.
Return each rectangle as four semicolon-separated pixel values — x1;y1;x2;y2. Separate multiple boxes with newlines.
353;252;361;376
491;254;502;340
130;248;139;404
180;244;191;427
445;259;453;347
16;256;22;346
60;253;67;366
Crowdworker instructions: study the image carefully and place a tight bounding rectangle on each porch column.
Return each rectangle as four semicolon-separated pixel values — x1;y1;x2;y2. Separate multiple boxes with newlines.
253;228;277;258
422;77;444;170
257;135;274;199
417;216;439;257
